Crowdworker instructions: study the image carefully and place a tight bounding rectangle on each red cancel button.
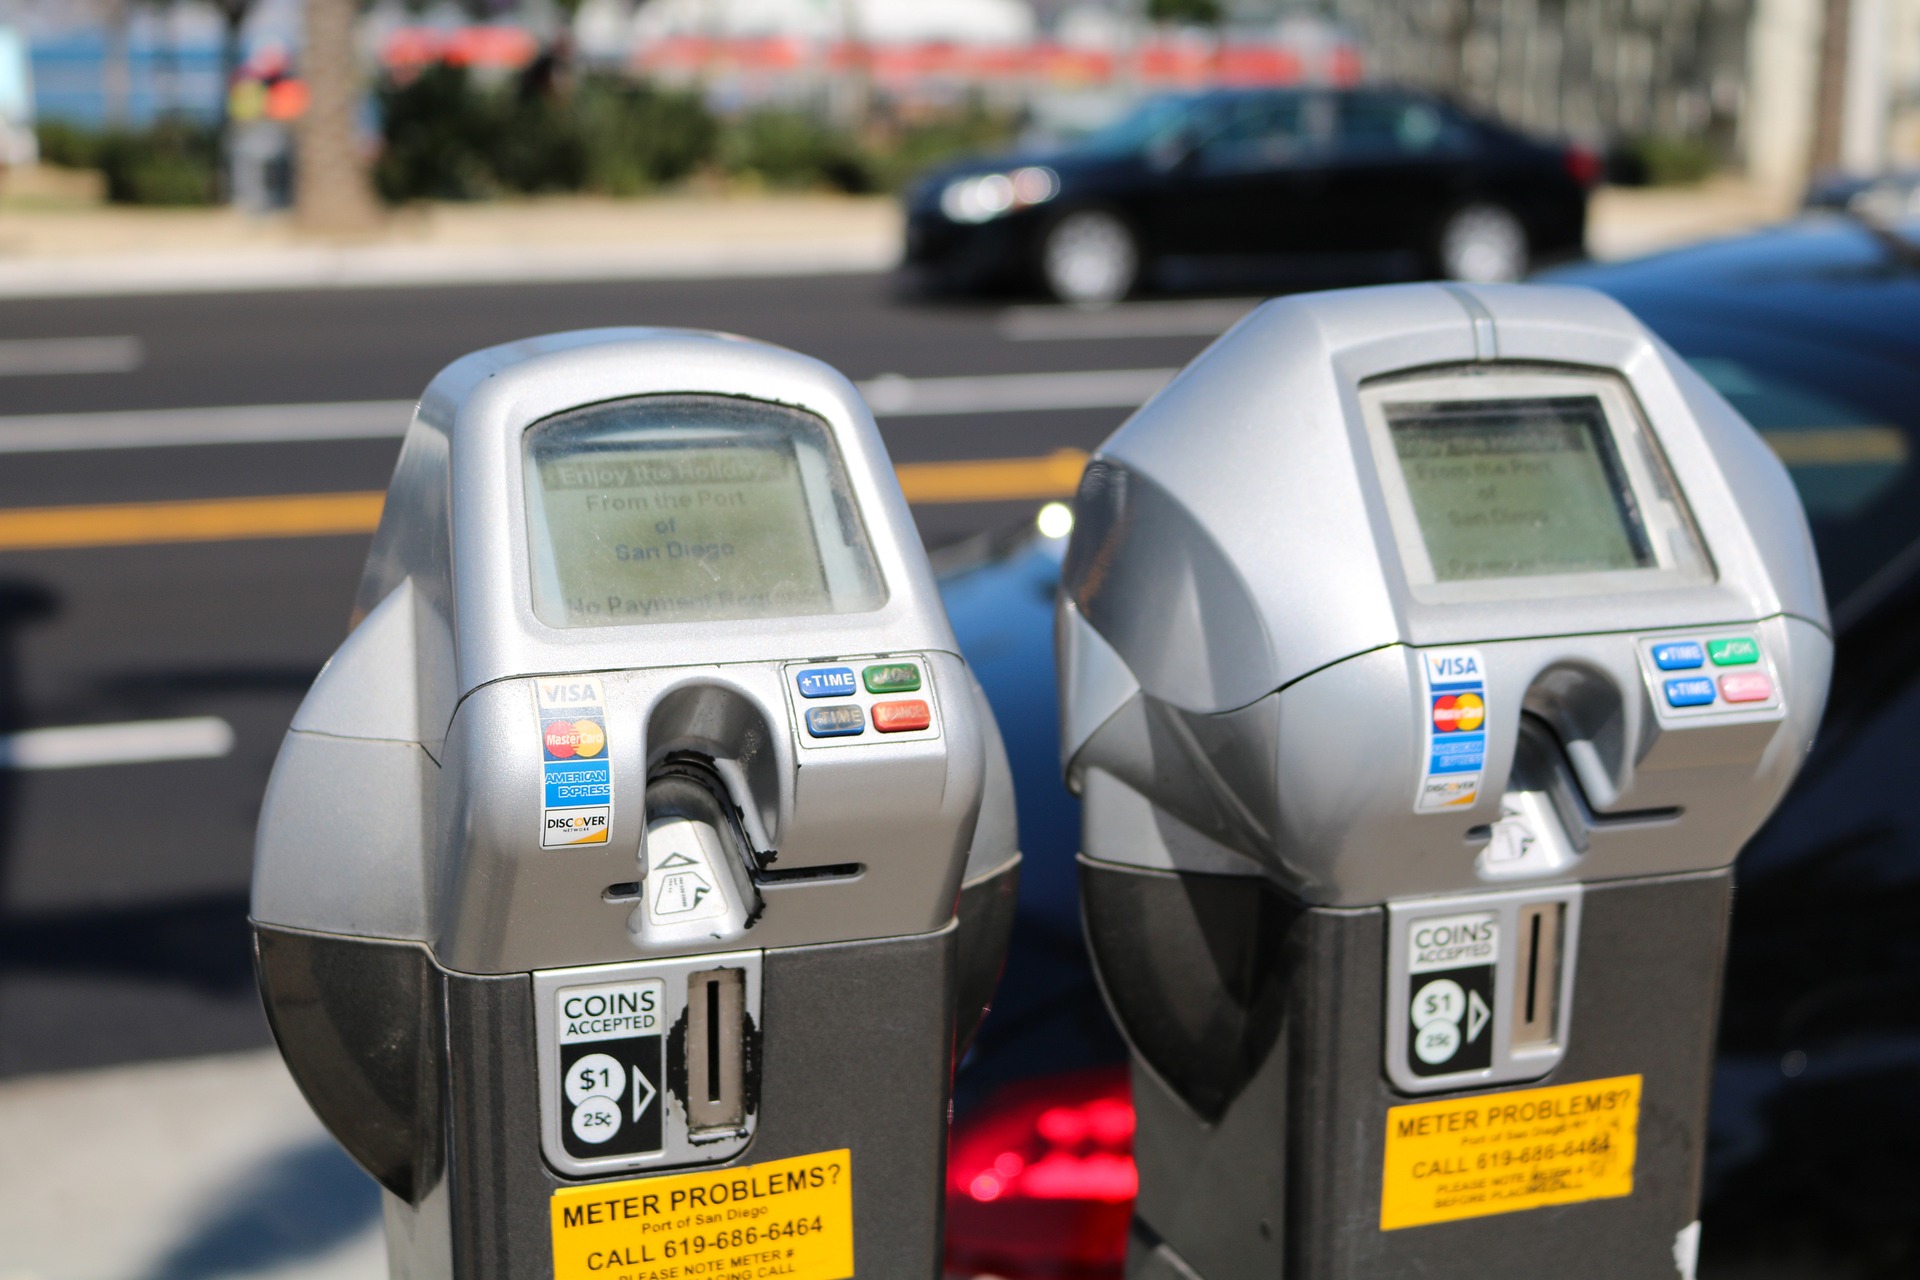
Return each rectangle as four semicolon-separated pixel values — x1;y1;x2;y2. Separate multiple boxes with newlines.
1719;672;1774;703
872;699;932;733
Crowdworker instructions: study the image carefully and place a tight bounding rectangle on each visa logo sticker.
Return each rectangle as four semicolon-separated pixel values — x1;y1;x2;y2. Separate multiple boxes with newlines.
1416;648;1487;813
539;677;607;711
1424;652;1483;687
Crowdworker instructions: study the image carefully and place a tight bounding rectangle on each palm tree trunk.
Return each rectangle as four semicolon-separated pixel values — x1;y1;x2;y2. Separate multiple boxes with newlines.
296;0;380;232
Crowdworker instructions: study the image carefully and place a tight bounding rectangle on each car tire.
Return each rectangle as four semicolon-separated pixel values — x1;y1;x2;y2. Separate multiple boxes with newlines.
1039;209;1139;305
1436;203;1530;283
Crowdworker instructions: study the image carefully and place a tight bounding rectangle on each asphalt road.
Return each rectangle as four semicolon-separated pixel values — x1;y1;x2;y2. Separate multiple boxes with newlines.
0;273;1225;1076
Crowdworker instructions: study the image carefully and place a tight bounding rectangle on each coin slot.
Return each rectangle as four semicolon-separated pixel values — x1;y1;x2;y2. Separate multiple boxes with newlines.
1512;902;1564;1049
686;968;746;1130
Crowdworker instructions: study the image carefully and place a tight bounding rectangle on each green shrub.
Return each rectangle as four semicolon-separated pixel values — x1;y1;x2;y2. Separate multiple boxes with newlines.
99;121;219;205
374;63;504;201
722;110;871;192
33;118;218;205
864;108;1020;193
35;119;103;169
576;79;717;195
374;64;720;202
1629;135;1719;187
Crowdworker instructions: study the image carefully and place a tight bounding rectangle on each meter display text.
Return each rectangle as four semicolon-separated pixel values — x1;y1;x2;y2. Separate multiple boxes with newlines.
1388;395;1652;581
524;396;885;628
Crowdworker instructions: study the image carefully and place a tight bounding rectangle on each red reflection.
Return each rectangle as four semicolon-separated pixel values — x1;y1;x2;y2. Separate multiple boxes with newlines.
945;1067;1134;1279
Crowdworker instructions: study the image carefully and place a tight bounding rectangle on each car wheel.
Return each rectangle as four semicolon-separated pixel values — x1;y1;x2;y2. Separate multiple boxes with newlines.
1437;204;1529;283
1040;209;1139;305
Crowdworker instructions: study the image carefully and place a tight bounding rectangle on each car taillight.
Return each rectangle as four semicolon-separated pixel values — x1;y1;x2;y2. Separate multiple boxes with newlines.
1564;144;1602;189
945;1067;1135;1279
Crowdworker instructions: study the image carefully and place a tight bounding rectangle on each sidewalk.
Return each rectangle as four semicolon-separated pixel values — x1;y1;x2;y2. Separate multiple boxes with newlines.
0;171;1796;300
0;1050;384;1280
0;185;903;297
1586;177;1800;261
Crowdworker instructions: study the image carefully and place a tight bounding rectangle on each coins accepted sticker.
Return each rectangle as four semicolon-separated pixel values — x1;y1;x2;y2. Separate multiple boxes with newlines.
1379;1075;1641;1231
550;1150;853;1280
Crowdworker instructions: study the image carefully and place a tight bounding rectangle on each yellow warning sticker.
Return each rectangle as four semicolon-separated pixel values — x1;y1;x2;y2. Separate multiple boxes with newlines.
1380;1075;1641;1231
551;1149;852;1280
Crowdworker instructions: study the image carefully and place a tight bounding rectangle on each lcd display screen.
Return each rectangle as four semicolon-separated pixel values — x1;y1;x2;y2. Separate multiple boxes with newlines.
524;395;885;627
1387;395;1653;581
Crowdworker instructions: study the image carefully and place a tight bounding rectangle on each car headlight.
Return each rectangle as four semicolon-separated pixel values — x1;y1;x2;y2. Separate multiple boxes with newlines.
939;167;1060;224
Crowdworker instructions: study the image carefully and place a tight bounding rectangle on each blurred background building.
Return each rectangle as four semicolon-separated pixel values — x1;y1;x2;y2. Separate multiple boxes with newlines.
0;0;1915;209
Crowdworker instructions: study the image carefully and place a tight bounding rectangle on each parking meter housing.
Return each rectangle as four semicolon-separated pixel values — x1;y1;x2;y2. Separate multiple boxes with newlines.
1058;285;1830;1279
251;330;1019;1278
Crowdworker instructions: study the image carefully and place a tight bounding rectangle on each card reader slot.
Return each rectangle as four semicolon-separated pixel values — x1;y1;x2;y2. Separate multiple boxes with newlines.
756;862;865;885
1474;716;1680;852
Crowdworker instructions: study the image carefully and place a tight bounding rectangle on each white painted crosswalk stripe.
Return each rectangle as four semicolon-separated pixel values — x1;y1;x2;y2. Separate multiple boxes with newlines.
0;716;236;770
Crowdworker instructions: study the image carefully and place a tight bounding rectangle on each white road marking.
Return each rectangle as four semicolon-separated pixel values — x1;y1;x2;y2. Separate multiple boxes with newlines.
0;716;235;770
0;399;416;453
0;336;145;376
999;298;1261;341
0;239;900;300
0;369;1182;454
859;368;1177;415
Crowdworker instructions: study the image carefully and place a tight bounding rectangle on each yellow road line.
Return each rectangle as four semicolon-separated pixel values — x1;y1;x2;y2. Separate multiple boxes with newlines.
0;451;1091;553
895;449;1088;504
0;491;388;552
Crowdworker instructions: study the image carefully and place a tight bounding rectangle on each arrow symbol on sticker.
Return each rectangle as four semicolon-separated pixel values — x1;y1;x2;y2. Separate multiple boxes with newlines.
633;1065;657;1122
1467;989;1491;1044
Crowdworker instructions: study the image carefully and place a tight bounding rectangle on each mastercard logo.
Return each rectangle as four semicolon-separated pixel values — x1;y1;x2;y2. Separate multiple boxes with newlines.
1431;692;1486;734
544;718;607;759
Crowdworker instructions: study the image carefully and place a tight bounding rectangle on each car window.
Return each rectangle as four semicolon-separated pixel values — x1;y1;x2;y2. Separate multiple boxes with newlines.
1335;92;1459;156
1077;93;1215;158
1193;93;1319;173
1682;349;1919;619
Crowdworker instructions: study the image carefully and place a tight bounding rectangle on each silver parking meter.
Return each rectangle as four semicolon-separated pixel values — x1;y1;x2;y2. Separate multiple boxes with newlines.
1058;285;1830;1279
251;329;1019;1279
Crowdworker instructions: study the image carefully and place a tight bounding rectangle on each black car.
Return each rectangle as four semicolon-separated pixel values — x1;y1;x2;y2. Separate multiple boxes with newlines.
904;86;1595;305
937;215;1920;1279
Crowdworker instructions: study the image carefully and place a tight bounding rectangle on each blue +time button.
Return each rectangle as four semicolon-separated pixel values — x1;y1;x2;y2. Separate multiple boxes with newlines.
1651;641;1705;670
795;667;858;698
1664;677;1718;708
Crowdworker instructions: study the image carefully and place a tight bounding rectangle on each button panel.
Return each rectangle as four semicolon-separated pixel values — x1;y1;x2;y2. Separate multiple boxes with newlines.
783;655;942;748
1637;630;1782;720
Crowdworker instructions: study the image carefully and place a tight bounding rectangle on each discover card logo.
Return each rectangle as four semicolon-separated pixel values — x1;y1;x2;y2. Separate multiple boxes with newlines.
544;806;611;847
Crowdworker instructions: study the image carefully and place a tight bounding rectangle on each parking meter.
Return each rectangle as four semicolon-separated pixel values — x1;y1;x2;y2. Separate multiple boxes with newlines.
1057;285;1830;1279
251;329;1019;1279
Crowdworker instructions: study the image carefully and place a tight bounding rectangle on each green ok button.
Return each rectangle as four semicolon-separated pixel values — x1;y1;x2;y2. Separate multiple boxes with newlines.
1707;637;1760;666
863;662;922;694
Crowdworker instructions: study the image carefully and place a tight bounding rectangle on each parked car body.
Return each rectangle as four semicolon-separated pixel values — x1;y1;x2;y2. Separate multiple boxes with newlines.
904;86;1595;305
939;215;1920;1279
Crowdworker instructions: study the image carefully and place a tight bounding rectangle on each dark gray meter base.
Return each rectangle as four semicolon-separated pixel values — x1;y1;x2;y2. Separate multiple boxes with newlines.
1080;858;1730;1280
256;923;956;1279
